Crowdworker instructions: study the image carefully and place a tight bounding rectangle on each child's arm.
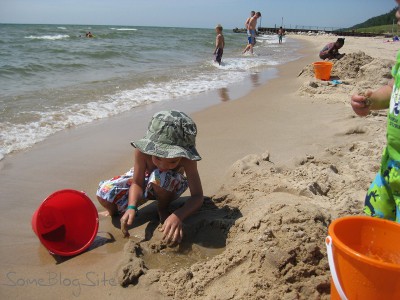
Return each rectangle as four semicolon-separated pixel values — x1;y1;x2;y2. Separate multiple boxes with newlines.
120;150;147;230
351;79;393;117
214;34;220;54
245;17;250;29
160;159;203;243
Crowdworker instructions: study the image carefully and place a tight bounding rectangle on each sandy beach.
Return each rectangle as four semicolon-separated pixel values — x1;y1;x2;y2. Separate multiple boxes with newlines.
0;34;397;299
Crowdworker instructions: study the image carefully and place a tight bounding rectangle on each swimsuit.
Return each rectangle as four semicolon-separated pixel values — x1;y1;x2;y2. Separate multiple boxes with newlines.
278;31;283;43
96;168;188;214
319;42;336;59
248;30;256;45
214;48;223;64
364;50;400;222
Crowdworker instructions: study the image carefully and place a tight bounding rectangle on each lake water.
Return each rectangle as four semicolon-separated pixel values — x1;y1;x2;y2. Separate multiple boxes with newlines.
0;24;301;158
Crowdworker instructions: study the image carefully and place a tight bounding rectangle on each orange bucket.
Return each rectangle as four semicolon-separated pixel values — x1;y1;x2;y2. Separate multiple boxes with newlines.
32;189;99;256
313;61;333;80
326;216;400;300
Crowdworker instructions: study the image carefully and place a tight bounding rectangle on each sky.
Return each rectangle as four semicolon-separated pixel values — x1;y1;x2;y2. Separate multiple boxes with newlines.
0;0;397;30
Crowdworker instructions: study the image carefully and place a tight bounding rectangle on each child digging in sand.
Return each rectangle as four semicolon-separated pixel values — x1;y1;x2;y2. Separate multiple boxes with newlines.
96;110;204;243
350;0;400;222
319;38;345;60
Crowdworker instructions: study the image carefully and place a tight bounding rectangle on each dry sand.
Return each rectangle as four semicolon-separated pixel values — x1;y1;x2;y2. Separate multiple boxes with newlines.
0;34;396;299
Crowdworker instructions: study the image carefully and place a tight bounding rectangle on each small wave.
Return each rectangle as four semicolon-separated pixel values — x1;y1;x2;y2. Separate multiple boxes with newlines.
110;28;138;31
214;57;279;71
25;34;70;40
0;70;247;156
57;27;67;30
0;63;49;76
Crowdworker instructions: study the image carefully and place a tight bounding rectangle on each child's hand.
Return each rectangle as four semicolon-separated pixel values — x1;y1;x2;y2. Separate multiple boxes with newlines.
120;209;137;238
351;91;372;117
159;213;183;245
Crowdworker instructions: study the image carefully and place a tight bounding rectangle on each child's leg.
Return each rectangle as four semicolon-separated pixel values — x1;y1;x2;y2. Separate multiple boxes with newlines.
390;161;400;222
150;184;176;223
96;170;134;216
145;169;189;223
364;150;399;221
363;173;395;220
97;196;118;216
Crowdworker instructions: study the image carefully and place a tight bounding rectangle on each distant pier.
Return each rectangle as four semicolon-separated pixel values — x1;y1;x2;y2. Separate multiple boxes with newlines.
233;27;386;37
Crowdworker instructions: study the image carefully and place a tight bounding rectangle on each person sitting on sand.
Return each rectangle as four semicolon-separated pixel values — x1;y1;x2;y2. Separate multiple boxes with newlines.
213;24;225;65
350;1;400;222
96;110;204;244
319;38;345;60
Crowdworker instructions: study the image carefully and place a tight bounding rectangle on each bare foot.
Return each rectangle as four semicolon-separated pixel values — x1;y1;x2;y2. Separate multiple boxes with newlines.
99;210;111;217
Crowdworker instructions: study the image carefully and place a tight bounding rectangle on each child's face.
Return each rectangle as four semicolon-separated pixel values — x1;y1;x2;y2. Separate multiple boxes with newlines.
152;156;182;172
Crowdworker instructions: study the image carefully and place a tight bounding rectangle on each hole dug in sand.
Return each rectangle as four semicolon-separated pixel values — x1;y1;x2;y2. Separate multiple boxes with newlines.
142;220;227;270
116;204;241;287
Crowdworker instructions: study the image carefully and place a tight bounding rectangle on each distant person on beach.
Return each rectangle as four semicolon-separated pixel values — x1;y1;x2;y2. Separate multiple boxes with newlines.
319;38;345;60
213;24;225;65
96;110;204;243
245;11;255;35
350;0;400;222
278;27;285;44
242;11;262;54
244;10;256;45
242;11;255;54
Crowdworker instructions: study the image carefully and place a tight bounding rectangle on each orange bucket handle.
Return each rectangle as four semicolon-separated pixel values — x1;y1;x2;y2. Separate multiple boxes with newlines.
326;236;348;300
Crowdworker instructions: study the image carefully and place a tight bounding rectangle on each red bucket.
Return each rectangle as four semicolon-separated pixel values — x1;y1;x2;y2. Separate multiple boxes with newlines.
32;189;99;256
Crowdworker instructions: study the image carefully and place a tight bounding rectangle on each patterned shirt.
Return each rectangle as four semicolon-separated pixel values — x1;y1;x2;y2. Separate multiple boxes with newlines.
388;50;400;161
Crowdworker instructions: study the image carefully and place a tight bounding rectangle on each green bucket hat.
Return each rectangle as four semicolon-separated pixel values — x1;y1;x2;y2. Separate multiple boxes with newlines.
131;110;201;161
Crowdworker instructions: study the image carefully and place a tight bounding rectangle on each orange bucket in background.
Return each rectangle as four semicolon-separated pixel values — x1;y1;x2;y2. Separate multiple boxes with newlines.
313;61;333;80
32;189;99;256
326;216;400;300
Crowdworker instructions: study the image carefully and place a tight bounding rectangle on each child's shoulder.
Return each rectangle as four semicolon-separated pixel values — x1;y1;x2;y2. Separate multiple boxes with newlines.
180;157;198;168
135;149;152;161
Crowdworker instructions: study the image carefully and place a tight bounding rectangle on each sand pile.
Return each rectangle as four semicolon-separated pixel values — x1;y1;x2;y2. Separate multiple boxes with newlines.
298;52;394;105
112;50;389;299
116;135;385;298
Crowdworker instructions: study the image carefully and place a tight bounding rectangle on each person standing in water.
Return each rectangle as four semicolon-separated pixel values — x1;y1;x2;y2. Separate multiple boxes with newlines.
242;12;262;54
213;24;225;65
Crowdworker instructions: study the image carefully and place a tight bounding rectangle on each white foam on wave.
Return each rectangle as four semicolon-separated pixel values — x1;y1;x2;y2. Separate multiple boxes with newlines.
110;28;138;31
1;33;299;157
0;68;249;156
216;57;278;71
25;34;70;40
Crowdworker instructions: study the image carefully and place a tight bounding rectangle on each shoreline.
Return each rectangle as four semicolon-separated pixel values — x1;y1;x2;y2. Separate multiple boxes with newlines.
0;37;305;279
0;35;393;298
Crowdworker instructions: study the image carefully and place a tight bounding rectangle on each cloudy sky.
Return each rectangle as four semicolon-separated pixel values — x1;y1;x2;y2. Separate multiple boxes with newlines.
0;0;397;29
